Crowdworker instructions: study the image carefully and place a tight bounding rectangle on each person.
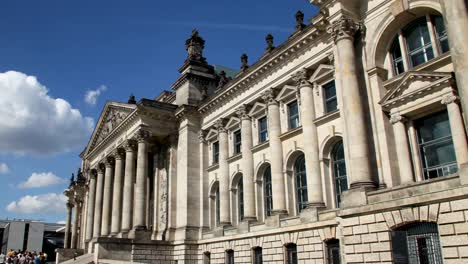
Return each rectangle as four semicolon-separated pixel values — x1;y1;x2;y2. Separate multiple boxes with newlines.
0;252;6;264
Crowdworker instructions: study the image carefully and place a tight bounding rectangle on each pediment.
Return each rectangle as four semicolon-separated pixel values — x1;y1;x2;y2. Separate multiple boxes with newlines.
225;116;240;131
248;102;266;118
85;102;137;154
309;64;334;83
276;84;297;102
380;71;453;110
206;128;218;142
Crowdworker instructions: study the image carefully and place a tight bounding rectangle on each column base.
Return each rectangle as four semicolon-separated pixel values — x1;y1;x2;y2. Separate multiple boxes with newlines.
128;228;151;241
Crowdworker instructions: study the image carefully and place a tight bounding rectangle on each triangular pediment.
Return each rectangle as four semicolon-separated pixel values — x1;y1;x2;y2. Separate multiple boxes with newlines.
309;64;334;83
380;71;453;110
85;102;137;155
226;116;240;131
248;102;266;118
206;128;218;142
276;84;297;102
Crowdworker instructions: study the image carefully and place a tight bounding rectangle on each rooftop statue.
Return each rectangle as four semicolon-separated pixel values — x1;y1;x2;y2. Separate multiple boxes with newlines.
185;29;207;64
265;34;275;53
240;53;249;72
295;10;306;31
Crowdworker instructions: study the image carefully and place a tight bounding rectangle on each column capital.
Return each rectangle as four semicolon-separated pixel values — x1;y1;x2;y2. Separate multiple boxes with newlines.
390;113;406;124
261;89;278;106
236;105;251;120
198;130;207;143
123;139;137;152
215;119;228;134
66;201;74;209
110;148;125;160
96;164;105;174
104;158;114;168
441;94;459;105
292;68;312;89
328;16;361;43
134;129;151;143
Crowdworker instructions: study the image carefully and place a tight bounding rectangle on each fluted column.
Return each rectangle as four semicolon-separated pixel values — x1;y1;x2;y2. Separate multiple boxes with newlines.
262;89;287;215
110;150;124;235
121;141;136;233
93;166;105;238
64;199;73;248
330;17;375;189
101;158;114;236
216;120;231;225
71;200;82;248
441;1;468;127
134;130;150;230
442;95;468;166
236;106;256;221
293;69;324;208
85;171;97;241
390;114;414;184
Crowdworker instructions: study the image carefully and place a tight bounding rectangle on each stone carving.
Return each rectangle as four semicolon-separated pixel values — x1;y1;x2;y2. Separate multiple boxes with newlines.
123;140;137;152
295;11;306;31
390;114;406;124
128;94;136;104
328;16;361;43
217;71;231;89
261;89;278;106
96;108;129;145
111;149;125;160
292;68;311;88
441;94;458;105
185;29;206;64
135;129;151;143
265;34;275;53
104;158;114;168
240;54;249;72
215;119;227;133
198;130;207;143
236;105;250;120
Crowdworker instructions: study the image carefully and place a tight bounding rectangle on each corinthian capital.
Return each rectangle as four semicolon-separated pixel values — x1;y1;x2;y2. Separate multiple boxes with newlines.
214;119;227;133
390;113;406;124
292;68;312;88
123;140;137;152
236;105;250;120
441;95;458;105
328;16;361;43
198;130;206;143
135;129;151;143
261;89;278;106
111;149;125;160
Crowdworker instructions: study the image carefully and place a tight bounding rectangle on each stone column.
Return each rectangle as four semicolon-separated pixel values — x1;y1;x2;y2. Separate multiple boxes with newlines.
330;17;374;189
93;166;105;238
101;158;114;236
121;140;136;233
441;1;468;128
85;171;96;241
236;105;256;221
216;120;231;225
64;199;73;248
293;69;325;208
71;200;82;249
442;95;468;166
262;89;287;215
134;130;150;230
110;150;124;236
390;114;414;184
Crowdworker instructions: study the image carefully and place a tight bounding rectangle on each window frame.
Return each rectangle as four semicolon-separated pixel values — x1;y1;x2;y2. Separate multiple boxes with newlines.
322;80;338;114
326;239;341;264
285;244;298;264
294;154;308;213
233;129;242;155
212;141;220;165
287;100;300;130
226;249;235;264
252;247;263;264
203;252;211;264
258;116;269;143
263;166;273;217
237;177;244;222
331;141;348;208
215;188;220;226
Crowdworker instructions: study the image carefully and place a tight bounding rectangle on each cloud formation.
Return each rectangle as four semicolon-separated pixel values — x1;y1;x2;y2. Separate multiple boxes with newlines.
84;85;107;105
6;193;67;215
18;172;67;189
0;71;94;155
0;163;9;174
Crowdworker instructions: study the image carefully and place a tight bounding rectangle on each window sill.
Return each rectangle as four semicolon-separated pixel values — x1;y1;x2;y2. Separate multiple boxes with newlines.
314;110;340;126
227;153;242;163
251;141;269;153
207;163;219;172
279;126;303;141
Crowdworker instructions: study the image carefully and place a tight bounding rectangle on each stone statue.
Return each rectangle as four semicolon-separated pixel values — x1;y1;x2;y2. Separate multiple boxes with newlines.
265;34;275;53
128;94;136;104
69;173;75;186
217;71;230;89
185;29;206;63
240;54;249;72
295;10;306;31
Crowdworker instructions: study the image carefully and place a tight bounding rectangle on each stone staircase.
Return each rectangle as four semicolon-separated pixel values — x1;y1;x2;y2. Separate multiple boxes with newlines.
60;253;94;264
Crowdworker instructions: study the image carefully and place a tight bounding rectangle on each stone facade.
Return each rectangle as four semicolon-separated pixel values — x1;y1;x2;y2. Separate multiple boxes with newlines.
61;0;468;263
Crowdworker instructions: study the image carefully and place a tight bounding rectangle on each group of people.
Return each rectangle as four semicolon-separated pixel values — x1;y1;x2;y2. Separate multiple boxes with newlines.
0;250;47;264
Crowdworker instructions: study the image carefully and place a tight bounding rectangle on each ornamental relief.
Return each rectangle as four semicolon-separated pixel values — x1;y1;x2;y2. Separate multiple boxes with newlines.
94;107;133;147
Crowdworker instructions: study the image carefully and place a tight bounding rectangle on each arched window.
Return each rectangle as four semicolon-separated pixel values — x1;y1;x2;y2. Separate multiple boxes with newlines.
332;141;348;208
238;177;244;222
203;252;211;264
226;249;235;264
285;244;297;264
391;223;443;263
390;15;448;75
326;239;341;264
215;188;220;226
252;247;262;264
263;166;273;217
294;154;308;212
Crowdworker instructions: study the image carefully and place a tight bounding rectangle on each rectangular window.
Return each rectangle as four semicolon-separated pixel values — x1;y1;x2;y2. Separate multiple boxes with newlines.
288;101;300;129
215;189;220;226
285;244;297;264
323;80;338;113
433;16;449;54
212;141;219;164
258;117;268;143
415;110;457;179
233;130;242;154
326;239;341;264
226;250;234;264
253;247;263;264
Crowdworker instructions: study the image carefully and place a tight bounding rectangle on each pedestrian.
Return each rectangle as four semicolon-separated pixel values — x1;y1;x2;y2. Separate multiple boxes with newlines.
0;252;5;264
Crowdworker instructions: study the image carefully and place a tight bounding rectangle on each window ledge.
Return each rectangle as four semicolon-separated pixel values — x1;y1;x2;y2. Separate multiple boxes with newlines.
279;126;303;141
207;163;219;172
251;141;269;153
227;153;242;163
314;110;340;125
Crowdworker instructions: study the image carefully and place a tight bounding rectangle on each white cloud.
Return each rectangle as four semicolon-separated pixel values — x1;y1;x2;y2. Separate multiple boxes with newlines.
18;172;67;189
0;163;9;174
0;71;94;155
6;193;67;215
56;220;66;225
84;85;107;105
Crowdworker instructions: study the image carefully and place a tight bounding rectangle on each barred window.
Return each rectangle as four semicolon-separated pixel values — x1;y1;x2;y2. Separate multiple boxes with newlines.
263;166;273;217
332;141;348;208
326;239;341;264
285;244;297;264
226;249;235;264
253;247;263;264
294;154;308;212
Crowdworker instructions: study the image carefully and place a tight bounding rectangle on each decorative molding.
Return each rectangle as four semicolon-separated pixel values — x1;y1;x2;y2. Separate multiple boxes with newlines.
390;113;406;124
236;105;250;120
214;119;228;133
441;94;458;105
328;16;361;43
262;89;278;106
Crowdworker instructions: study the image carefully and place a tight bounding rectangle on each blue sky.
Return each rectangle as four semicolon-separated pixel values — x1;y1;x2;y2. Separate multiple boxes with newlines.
0;0;317;223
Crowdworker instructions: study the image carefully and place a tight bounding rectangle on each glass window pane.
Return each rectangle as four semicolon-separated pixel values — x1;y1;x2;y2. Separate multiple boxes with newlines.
288;101;299;129
263;166;273;216
433;16;450;53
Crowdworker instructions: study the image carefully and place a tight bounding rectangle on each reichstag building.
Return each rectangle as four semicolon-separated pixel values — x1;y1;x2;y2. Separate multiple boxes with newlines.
58;0;468;263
